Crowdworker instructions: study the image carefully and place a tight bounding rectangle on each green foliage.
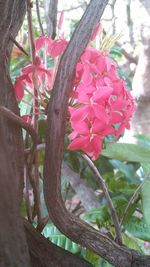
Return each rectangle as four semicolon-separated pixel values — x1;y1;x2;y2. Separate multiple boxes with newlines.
109;159;138;182
140;163;150;226
83;206;110;225
122;233;142;252
84;250;101;267
124;217;150;242
42;224;81;254
102;143;150;163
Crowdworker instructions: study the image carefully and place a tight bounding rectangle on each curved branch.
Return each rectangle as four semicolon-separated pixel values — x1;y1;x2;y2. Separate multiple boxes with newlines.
43;0;150;266
24;219;92;267
44;0;132;267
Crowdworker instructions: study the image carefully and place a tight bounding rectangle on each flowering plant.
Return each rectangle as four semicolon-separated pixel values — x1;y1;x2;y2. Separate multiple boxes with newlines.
13;17;135;160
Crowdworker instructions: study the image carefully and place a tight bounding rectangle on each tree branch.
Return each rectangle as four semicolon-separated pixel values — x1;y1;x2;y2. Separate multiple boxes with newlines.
45;0;58;38
24;219;92;267
9;33;28;56
43;0;150;265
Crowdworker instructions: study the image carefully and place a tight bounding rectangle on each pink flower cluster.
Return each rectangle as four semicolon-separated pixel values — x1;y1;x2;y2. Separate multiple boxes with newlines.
14;38;67;101
14;56;52;100
68;48;136;160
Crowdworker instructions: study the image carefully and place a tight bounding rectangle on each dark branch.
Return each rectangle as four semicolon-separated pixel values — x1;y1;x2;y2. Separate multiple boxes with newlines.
43;0;150;265
24;219;92;267
9;33;28;56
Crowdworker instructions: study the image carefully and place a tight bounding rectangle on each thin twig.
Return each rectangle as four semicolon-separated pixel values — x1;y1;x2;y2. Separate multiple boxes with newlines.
25;143;45;155
27;0;42;226
24;166;33;223
80;153;122;245
36;215;49;233
120;172;150;226
27;0;36;64
10;33;28;56
36;0;45;36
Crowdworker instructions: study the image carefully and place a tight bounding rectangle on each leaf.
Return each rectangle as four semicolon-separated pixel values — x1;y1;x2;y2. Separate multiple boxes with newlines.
42;224;81;254
124;217;150;242
82;206;110;224
84;249;100;267
135;134;150;149
122;233;142;252
101;143;150;163
109;159;138;182
140;163;150;226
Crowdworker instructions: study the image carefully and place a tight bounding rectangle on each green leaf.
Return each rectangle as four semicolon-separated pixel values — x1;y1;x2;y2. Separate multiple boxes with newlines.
102;143;150;163
124;217;150;242
140;163;150;225
84;250;100;267
109;160;138;182
42;224;81;254
135;134;150;149
122;233;142;252
82;206;110;224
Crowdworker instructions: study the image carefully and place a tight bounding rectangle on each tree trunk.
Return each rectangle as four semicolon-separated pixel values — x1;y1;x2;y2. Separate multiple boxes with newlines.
0;1;32;266
0;1;103;267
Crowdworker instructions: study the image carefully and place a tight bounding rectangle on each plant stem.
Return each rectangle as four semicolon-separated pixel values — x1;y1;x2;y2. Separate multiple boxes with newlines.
120;172;150;226
27;0;41;226
36;0;45;36
80;153;122;245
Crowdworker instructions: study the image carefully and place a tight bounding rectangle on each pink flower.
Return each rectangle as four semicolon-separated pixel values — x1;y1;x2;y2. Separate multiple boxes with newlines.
68;118;104;160
48;39;68;58
14;56;52;100
35;36;53;51
68;46;136;160
35;36;68;58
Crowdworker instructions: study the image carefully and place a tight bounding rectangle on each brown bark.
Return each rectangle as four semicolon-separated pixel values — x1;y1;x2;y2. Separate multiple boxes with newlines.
45;0;58;38
24;219;92;267
43;0;150;266
0;1;31;266
0;2;102;267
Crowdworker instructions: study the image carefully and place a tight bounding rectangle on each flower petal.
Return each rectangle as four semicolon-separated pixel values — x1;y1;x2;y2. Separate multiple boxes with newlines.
81;65;93;86
14;78;24;100
68;136;89;150
92;86;113;102
48;39;68;58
